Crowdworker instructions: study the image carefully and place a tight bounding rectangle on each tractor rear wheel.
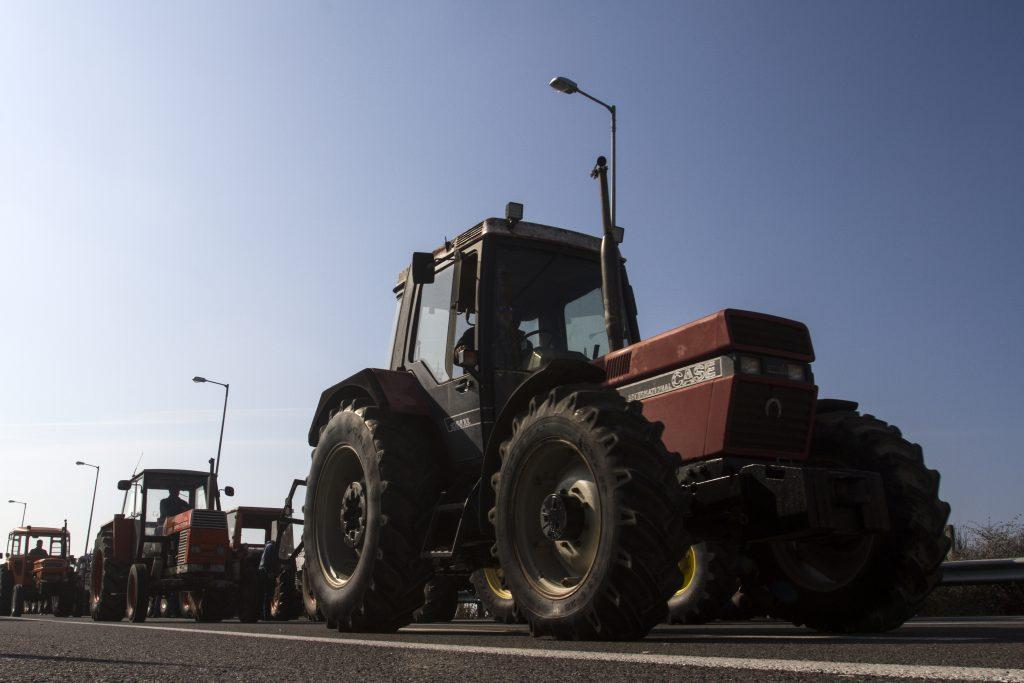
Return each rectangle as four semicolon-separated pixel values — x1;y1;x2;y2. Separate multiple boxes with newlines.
269;566;302;621
52;584;75;618
303;400;440;632
469;568;524;624
90;533;127;622
300;569;323;622
743;410;950;633
191;589;232;622
667;543;738;625
0;568;11;617
126;564;149;623
413;576;459;623
238;562;260;623
493;385;688;640
10;585;25;617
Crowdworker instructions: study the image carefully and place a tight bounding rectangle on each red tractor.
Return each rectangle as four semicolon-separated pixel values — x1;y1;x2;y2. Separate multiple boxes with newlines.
299;157;950;640
89;466;238;623
1;523;86;617
226;505;299;621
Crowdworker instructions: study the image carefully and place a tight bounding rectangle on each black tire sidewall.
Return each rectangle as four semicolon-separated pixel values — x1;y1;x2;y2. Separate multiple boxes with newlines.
303;411;384;621
496;411;624;623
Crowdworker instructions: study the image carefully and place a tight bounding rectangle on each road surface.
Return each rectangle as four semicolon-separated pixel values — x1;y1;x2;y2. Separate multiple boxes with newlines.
2;615;1022;681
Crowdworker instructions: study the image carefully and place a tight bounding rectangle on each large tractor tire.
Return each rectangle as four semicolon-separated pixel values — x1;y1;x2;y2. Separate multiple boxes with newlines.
493;385;689;641
126;563;149;623
469;568;524;624
667;543;738;625
0;568;12;617
238;563;260;623
413;576;459;624
10;585;25;617
269;566;303;621
303;400;440;633
91;533;127;622
742;410;950;633
300;569;324;622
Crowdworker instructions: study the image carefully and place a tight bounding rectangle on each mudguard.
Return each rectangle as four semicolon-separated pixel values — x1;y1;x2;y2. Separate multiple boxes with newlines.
307;368;431;447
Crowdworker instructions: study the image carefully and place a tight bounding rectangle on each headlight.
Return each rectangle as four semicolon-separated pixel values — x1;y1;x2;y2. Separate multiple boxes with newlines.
739;356;761;374
785;363;805;382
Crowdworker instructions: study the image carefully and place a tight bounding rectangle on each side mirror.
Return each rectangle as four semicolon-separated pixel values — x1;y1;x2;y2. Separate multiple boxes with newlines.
410;252;435;285
223;486;235;497
117;480;131;491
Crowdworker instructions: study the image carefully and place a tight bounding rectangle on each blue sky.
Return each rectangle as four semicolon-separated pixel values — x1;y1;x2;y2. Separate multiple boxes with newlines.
2;2;1021;549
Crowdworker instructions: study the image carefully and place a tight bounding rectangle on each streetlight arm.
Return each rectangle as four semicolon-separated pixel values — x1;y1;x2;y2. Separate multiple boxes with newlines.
576;88;615;116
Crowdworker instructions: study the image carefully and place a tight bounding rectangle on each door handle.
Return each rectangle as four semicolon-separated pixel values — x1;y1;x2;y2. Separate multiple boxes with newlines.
454;377;473;393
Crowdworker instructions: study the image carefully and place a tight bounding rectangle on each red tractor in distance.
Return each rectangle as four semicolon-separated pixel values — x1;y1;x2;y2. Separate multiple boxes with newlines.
300;157;950;640
90;466;239;623
1;523;86;617
226;506;299;621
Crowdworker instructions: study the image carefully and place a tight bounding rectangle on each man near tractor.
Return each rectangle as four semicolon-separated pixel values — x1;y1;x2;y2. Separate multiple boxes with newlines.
258;538;280;620
158;487;191;527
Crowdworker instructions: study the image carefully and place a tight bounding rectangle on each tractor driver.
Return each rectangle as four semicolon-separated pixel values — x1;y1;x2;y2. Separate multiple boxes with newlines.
157;487;192;530
27;540;47;560
453;266;532;372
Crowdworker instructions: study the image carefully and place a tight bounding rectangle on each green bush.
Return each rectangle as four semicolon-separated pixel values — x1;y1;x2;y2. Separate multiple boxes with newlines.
918;517;1024;617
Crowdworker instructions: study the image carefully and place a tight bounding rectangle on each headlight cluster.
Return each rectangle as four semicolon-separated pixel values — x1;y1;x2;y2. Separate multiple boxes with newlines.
737;355;808;382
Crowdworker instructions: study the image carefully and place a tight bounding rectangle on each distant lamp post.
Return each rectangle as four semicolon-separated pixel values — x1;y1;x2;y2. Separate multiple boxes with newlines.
8;499;27;526
548;75;618;227
76;461;100;556
192;376;230;479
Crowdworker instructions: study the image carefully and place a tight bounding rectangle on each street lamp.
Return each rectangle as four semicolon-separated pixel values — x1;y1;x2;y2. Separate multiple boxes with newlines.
192;376;229;479
549;75;618;228
76;461;100;556
8;499;26;526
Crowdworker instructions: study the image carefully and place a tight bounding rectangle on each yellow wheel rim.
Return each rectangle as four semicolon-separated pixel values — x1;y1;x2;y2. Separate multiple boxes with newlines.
674;546;697;597
484;567;513;601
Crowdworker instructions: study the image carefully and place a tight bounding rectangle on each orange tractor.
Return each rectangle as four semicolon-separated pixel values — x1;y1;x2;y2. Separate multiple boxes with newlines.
90;466;239;622
1;523;87;617
226;505;300;621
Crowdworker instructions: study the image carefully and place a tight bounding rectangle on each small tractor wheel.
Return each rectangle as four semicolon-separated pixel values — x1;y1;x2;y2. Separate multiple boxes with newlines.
191;589;232;623
413;576;459;623
469;568;524;624
493;385;689;640
743;410;951;633
666;543;738;625
300;569;324;622
90;532;127;622
11;584;25;617
0;568;12;617
126;563;149;623
303;400;440;632
52;584;75;618
269;568;302;621
238;563;260;623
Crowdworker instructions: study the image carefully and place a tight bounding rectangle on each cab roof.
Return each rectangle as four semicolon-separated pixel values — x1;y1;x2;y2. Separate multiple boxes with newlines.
127;469;211;490
9;526;67;537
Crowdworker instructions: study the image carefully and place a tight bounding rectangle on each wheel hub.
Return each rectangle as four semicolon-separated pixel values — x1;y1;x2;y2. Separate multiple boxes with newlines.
340;480;367;548
540;491;585;541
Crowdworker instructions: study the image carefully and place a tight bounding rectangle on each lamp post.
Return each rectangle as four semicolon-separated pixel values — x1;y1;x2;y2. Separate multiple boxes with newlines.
549;75;618;228
75;461;100;556
193;377;229;507
8;499;26;526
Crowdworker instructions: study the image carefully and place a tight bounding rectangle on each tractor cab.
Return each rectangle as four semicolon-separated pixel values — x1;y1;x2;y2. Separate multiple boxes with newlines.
227;506;294;556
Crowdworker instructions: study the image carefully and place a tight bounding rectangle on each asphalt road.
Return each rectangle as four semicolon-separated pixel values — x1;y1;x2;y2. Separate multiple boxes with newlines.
1;615;1022;682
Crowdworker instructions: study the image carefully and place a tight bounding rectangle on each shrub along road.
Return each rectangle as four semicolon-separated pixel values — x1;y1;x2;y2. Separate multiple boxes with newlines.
1;615;1022;681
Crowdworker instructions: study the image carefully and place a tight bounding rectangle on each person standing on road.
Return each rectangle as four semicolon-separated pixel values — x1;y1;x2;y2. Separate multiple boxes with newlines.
258;539;280;620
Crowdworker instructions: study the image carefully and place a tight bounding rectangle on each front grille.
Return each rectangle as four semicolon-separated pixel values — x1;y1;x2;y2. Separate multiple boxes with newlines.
605;352;632;379
728;313;813;358
728;382;813;453
177;529;190;565
189;510;227;530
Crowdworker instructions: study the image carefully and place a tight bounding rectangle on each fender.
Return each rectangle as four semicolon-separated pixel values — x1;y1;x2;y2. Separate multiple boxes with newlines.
816;398;859;415
475;358;607;531
308;368;432;447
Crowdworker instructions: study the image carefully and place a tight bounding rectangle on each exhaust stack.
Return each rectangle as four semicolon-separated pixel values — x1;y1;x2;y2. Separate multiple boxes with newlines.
592;156;625;352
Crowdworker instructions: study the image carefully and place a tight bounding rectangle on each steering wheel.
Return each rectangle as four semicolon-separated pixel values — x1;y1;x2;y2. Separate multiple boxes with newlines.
522;329;556;345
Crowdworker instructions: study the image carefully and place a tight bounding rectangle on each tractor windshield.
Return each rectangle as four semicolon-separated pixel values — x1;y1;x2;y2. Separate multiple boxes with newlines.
493;244;628;367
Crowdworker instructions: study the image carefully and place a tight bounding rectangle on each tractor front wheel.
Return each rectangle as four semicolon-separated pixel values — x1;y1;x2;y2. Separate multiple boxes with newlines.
469;568;524;624
743;410;950;633
667;543;738;624
303;400;440;632
126;564;149;623
413;576;459;623
493;385;688;640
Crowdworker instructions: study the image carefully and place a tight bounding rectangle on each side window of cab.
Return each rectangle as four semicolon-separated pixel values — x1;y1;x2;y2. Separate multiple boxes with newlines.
410;264;455;382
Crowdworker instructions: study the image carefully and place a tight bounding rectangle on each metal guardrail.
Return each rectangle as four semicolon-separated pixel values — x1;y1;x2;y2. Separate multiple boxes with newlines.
940;558;1024;586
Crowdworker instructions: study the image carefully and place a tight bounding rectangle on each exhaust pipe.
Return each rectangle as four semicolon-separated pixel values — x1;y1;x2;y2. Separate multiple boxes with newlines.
592;156;625;352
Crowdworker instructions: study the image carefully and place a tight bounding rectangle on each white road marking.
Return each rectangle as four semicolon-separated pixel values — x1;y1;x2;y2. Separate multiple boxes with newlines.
8;617;1024;681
